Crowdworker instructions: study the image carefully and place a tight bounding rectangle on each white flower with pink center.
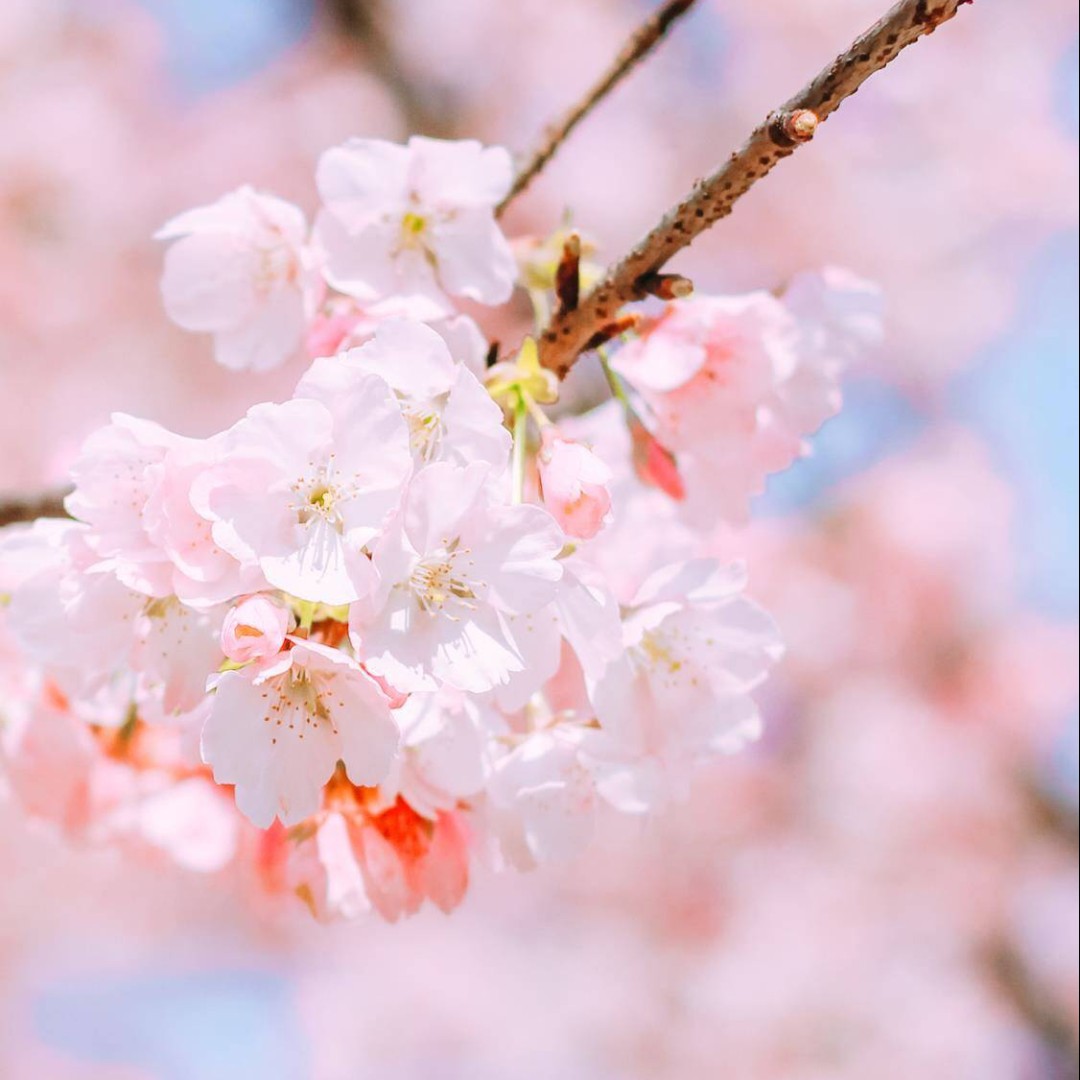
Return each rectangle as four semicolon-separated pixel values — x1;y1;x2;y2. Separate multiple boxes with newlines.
613;279;880;524
314;136;517;312
350;461;564;694
157;186;321;372
192;381;412;606
584;560;784;812
296;319;509;468
202;638;400;828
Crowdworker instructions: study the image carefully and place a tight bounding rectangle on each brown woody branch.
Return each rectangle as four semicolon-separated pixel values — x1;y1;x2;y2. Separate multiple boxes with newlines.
0;487;70;529
495;0;699;217
537;0;974;378
0;0;973;526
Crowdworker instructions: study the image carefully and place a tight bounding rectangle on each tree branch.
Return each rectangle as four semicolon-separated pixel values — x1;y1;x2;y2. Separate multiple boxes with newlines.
0;0;974;526
0;488;70;529
324;0;458;137
537;0;975;378
495;0;699;217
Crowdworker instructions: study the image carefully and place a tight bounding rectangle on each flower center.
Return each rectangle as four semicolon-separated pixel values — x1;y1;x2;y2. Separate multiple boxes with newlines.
638;628;683;676
255;241;298;292
291;456;357;531
409;542;478;617
403;403;444;460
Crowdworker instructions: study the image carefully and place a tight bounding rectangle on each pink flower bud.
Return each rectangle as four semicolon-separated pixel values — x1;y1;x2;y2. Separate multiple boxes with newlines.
628;415;686;501
220;595;290;664
537;428;614;540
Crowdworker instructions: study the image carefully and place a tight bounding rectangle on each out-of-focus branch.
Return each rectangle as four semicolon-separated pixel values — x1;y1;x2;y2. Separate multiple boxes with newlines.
1021;773;1079;851
0;488;70;529
537;0;975;378
988;942;1079;1073
324;0;457;137
495;0;699;217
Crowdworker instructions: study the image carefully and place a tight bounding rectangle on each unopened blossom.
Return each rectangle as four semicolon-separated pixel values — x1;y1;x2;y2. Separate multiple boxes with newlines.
627;412;685;501
192;385;412;606
537;427;613;539
202;637;400;828
350;461;565;694
314;136;517;312
296;319;509;468
584;560;783;812
157;186;321;372
220;594;291;665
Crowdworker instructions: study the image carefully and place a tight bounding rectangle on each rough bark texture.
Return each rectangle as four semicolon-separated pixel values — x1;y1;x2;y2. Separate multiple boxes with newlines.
537;0;974;378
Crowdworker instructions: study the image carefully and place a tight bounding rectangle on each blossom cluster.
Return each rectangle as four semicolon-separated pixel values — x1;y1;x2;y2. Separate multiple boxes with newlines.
1;135;882;922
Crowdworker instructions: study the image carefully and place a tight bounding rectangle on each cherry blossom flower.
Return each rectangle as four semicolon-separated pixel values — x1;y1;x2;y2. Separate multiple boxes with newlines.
613;278;881;523
131;597;223;716
537;427;613;539
64;412;188;597
584;560;783;812
157;186;321;372
350;461;565;694
292;710;479;922
296;319;509;468
2;519;145;700
487;727;598;871
314;136;517;312
370;688;488;819
192;386;412;606
201;637;400;828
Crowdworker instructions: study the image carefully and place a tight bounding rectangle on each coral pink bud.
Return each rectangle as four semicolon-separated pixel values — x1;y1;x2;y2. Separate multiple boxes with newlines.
628;415;685;501
220;595;290;664
537;428;613;539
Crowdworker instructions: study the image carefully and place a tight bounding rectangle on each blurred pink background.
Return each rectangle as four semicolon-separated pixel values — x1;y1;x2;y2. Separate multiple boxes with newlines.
1;1;1077;1076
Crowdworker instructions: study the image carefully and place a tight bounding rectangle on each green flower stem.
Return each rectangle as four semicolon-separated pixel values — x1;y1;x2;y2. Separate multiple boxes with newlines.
511;390;529;504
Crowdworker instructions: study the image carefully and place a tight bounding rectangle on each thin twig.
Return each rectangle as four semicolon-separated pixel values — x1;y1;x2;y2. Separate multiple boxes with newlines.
0;488;70;529
537;0;975;378
495;0;699;217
